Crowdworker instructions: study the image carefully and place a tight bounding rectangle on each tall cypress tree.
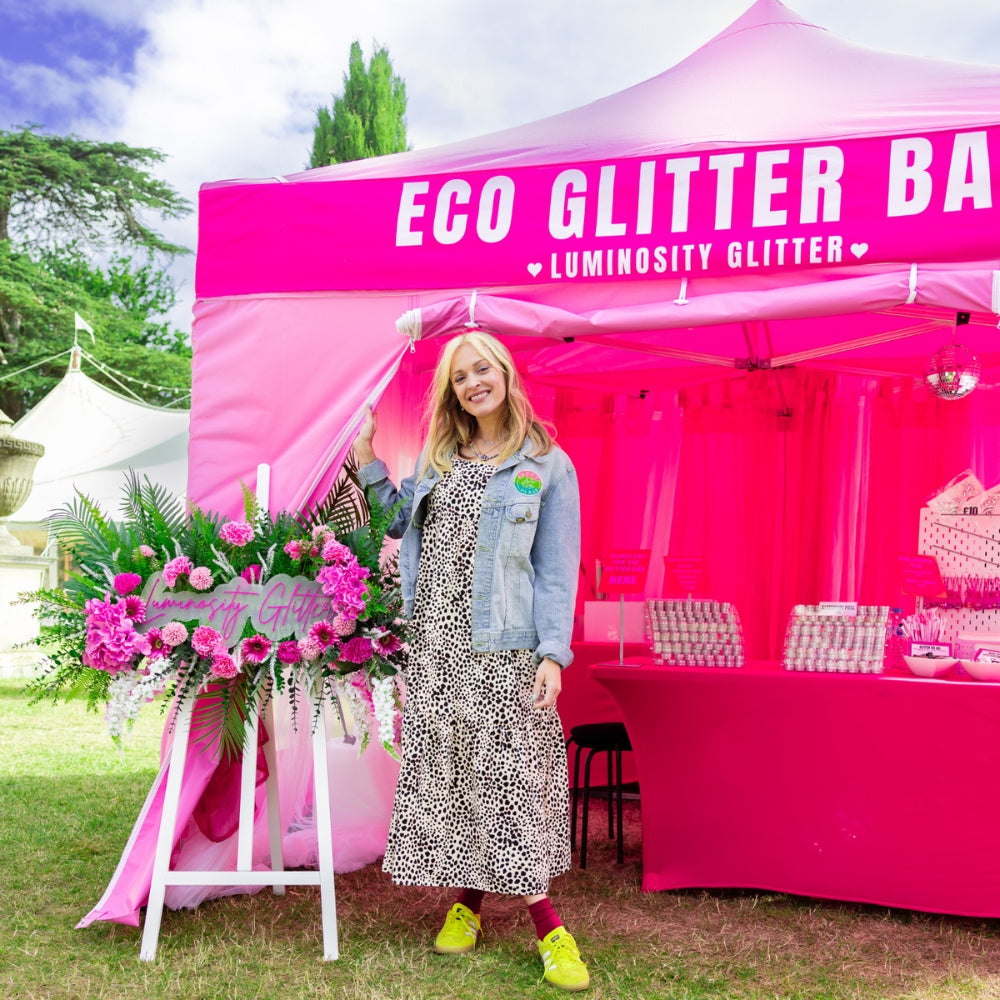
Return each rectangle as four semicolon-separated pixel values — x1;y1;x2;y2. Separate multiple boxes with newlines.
309;41;409;167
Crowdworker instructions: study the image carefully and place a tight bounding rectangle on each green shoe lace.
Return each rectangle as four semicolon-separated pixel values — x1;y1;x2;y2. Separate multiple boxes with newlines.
434;903;482;955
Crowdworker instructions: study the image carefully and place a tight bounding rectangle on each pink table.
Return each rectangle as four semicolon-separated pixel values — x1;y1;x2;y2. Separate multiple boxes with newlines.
591;658;1000;916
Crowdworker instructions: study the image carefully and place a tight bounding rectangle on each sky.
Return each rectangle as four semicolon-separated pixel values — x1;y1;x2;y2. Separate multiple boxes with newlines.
2;0;1000;337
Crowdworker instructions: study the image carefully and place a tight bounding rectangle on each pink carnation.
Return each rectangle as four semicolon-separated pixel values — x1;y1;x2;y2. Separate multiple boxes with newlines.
161;621;188;646
210;652;239;679
241;634;272;664
338;636;374;664
138;545;155;558
192;625;224;657
113;572;143;596
162;556;193;587
82;597;151;675
283;540;303;560
277;640;301;665
219;520;254;547
241;564;262;583
189;566;214;591
321;539;353;565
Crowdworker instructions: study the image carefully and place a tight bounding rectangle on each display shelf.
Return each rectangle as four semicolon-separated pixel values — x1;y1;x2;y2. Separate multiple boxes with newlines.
645;599;745;668
782;604;888;673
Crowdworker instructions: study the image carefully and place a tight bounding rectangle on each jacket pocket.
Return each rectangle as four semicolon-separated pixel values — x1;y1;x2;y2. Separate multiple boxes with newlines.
503;500;541;558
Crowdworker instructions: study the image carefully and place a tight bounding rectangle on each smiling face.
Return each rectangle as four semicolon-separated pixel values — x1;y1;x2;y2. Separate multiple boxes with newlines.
450;342;508;429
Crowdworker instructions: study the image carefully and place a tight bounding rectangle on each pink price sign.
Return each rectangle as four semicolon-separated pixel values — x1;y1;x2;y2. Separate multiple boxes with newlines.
602;549;651;596
664;556;708;596
897;554;947;599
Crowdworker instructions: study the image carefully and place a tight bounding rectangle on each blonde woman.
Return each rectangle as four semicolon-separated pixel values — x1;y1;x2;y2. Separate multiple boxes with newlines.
353;330;587;992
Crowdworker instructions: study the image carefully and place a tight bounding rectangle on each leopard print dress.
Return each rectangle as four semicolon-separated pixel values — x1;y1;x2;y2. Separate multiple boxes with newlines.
382;458;571;895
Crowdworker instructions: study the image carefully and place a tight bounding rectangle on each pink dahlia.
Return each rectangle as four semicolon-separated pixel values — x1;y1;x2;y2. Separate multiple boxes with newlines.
189;566;214;591
162;555;193;587
277;640;301;665
113;572;143;596
210;652;239;679
241;634;272;664
192;625;224;657
161;621;188;646
297;637;322;662
332;613;357;637
219;520;254;547
308;620;338;649
338;636;374;664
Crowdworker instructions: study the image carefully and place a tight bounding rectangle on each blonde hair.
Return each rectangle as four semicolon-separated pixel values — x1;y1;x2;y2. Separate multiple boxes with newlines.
421;329;553;476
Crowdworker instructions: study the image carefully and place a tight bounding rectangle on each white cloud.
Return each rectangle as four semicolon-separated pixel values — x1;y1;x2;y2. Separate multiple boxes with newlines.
12;0;1000;334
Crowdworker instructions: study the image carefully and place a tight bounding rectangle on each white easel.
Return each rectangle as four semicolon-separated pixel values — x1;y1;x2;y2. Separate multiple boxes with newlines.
139;463;339;961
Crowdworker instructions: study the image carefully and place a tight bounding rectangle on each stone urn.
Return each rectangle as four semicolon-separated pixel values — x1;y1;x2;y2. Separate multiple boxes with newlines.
0;407;44;551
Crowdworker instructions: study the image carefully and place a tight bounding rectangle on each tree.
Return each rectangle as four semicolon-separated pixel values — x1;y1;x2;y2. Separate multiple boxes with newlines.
0;127;192;420
309;41;409;167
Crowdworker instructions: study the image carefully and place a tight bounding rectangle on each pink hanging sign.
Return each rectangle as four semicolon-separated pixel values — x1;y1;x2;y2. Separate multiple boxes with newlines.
897;555;948;599
198;126;1000;296
601;549;651;596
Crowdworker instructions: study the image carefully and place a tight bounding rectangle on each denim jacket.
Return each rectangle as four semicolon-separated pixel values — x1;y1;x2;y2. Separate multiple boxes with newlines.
357;445;580;668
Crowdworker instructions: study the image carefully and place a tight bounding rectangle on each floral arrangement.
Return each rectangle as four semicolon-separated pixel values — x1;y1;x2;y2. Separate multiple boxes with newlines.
24;468;407;760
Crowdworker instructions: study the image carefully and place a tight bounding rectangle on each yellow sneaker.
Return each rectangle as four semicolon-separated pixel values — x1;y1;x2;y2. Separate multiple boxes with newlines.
537;927;590;991
434;902;482;955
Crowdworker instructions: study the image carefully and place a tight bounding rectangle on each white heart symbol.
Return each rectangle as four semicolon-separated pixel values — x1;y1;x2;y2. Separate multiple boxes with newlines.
527;262;542;277
850;242;869;259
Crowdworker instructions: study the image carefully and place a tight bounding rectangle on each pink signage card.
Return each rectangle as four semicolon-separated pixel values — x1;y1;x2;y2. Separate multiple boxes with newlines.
897;554;947;599
602;549;651;596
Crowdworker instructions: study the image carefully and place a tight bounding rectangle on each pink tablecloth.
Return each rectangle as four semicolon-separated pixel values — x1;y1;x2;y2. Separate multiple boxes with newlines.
592;659;1000;916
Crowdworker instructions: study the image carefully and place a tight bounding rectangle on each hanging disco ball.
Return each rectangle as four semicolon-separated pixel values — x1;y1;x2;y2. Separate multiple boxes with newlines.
924;343;981;400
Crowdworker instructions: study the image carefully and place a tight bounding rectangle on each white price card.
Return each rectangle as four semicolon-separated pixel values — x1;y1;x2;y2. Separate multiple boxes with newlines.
817;601;859;617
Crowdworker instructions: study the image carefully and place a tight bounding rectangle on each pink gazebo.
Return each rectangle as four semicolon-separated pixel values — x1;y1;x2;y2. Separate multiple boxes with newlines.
191;0;1000;661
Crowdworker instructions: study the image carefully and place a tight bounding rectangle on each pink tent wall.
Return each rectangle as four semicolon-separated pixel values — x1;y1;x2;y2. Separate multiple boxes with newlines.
190;0;1000;658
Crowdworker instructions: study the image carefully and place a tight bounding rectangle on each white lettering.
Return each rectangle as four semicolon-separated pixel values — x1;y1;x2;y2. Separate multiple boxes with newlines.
477;176;514;242
636;161;656;235
800;146;843;223
549;169;587;239
944;131;992;212
432;179;470;244
395;181;429;246
596;165;627;236
708;153;744;229
888;137;933;216
664;157;700;232
752;149;790;227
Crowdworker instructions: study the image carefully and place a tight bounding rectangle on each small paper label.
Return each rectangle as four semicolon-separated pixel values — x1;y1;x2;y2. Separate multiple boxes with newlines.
909;641;952;658
974;647;1000;663
817;601;859;617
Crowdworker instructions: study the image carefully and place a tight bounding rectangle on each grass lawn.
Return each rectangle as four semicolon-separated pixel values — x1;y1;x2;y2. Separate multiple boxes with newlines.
2;677;1000;999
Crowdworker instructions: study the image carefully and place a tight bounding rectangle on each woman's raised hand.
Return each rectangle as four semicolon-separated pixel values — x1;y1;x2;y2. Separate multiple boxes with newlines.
352;406;378;466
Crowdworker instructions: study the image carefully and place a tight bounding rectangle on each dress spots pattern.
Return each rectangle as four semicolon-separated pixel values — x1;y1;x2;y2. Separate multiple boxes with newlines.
382;458;571;895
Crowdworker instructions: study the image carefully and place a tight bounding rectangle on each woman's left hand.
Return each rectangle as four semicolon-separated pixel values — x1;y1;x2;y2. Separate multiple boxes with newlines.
532;657;562;709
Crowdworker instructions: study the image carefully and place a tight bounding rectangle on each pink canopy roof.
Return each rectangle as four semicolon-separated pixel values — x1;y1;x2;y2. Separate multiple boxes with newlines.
192;0;1000;514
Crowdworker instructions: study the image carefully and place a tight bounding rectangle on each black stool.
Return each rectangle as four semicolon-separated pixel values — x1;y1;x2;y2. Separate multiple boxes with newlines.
566;722;633;867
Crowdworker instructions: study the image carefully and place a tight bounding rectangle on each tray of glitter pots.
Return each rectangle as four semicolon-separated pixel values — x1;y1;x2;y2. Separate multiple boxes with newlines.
782;604;889;674
645;599;746;668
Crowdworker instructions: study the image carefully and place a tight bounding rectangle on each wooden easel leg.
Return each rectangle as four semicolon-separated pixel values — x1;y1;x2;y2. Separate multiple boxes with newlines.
139;700;193;961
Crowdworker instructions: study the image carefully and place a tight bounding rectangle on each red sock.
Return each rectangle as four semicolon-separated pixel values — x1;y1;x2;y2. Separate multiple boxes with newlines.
457;888;485;914
527;897;563;940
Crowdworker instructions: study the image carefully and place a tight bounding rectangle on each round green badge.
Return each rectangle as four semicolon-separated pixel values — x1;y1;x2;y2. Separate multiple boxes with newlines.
514;471;542;495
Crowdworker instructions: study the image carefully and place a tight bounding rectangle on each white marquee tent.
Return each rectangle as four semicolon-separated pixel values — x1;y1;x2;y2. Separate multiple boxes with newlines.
11;350;189;525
